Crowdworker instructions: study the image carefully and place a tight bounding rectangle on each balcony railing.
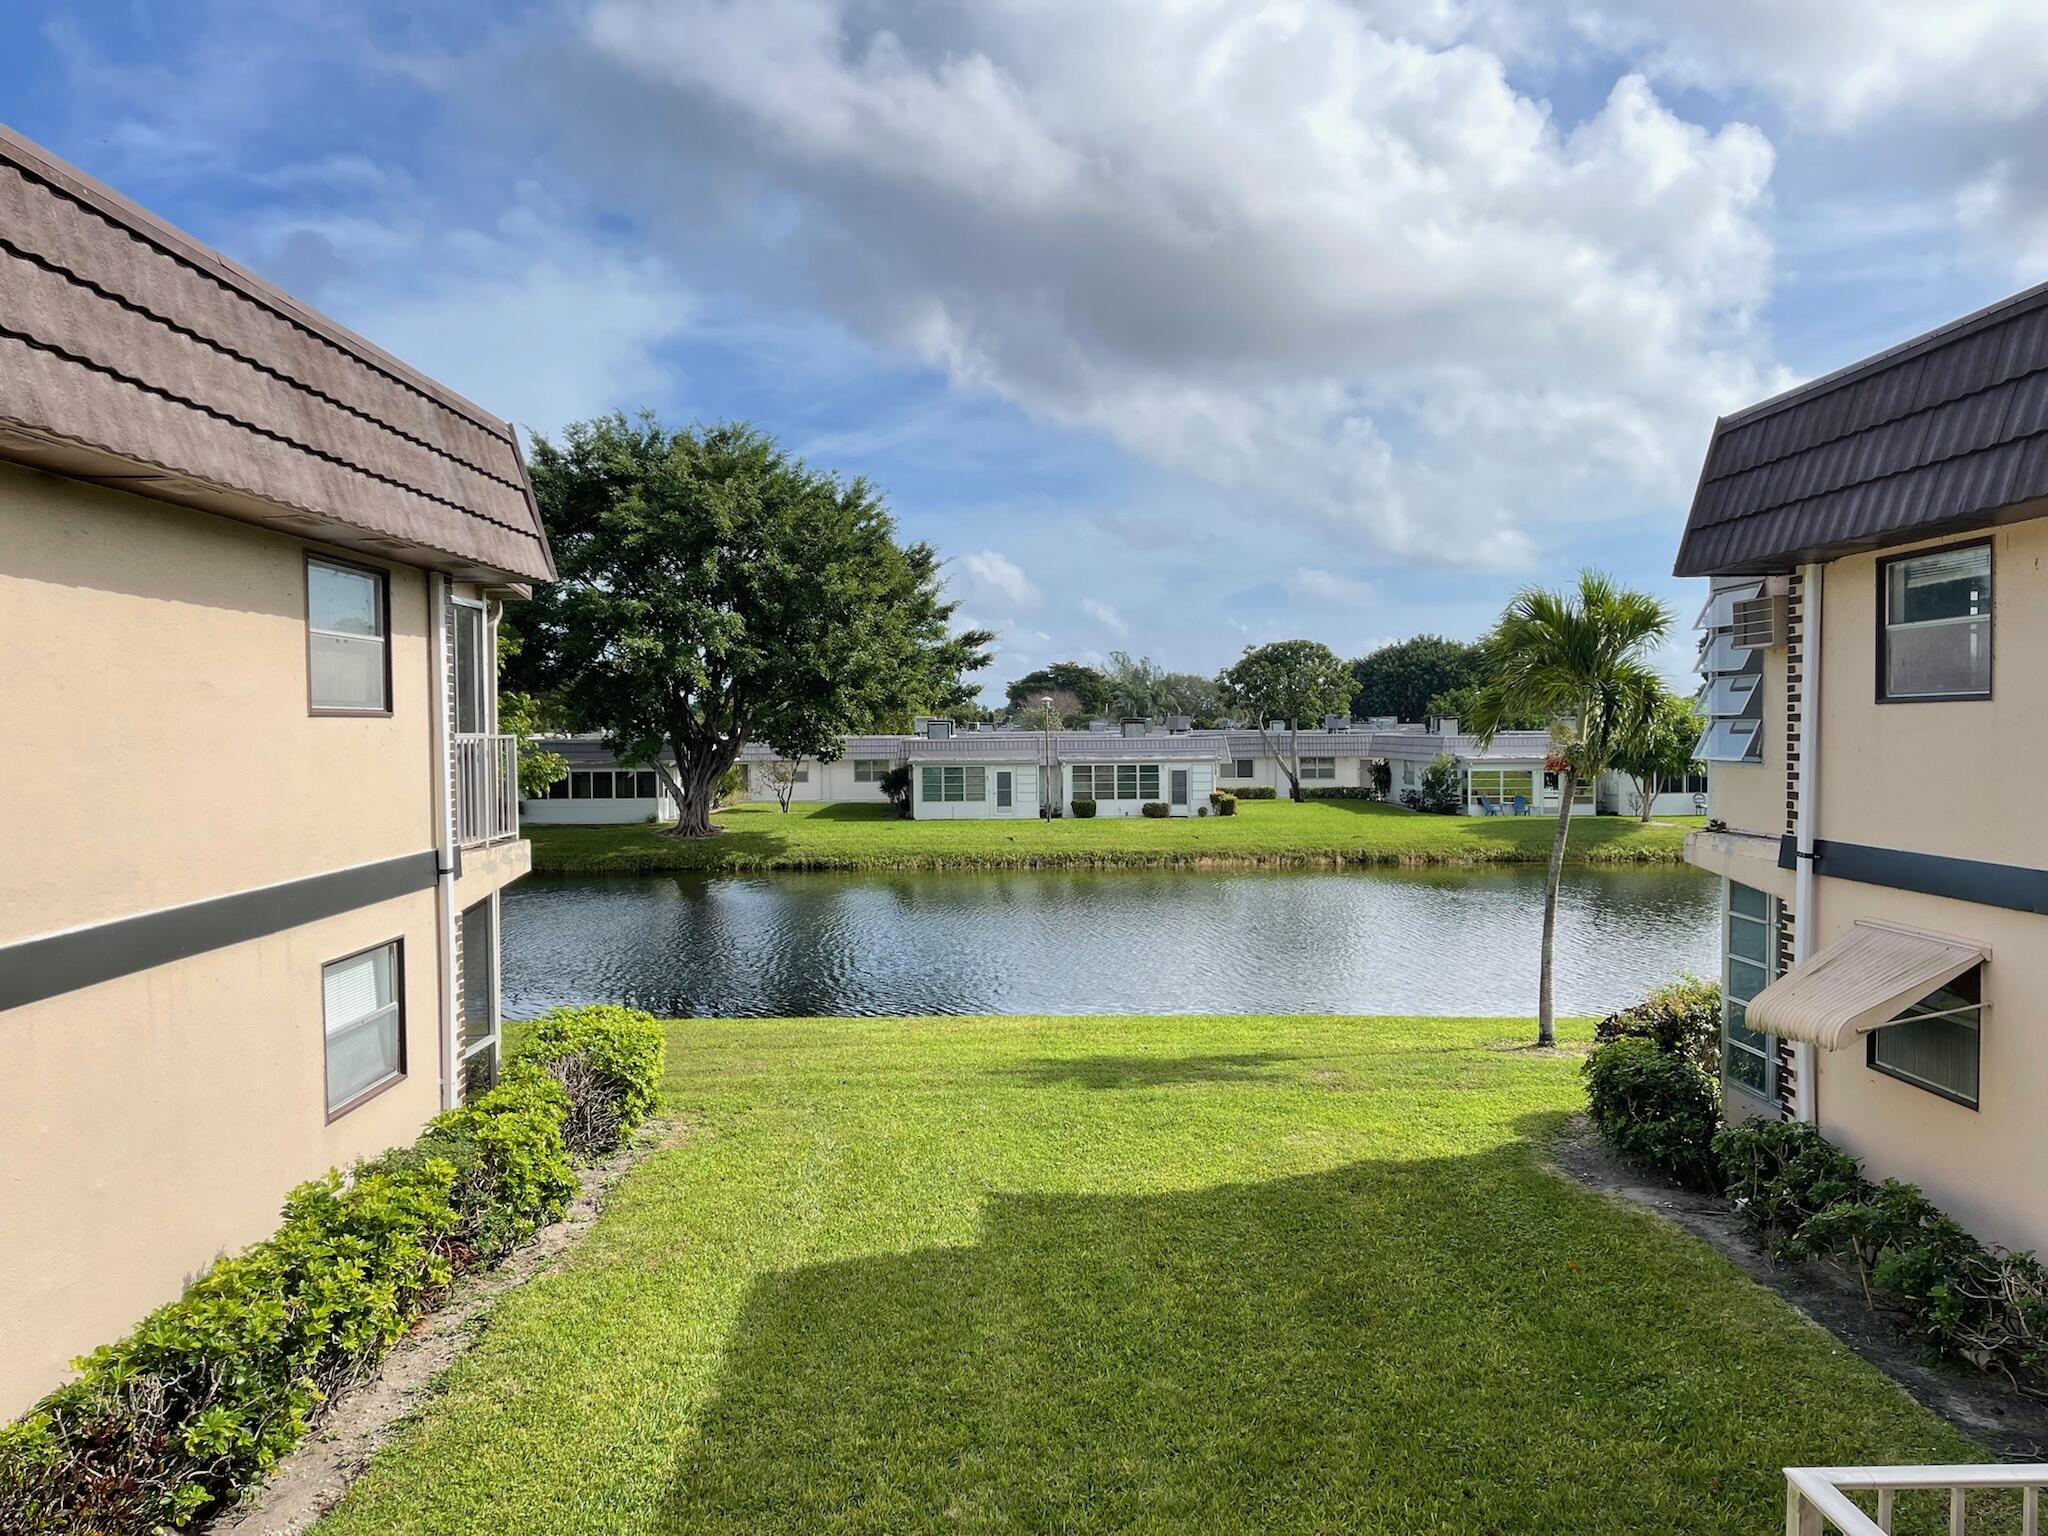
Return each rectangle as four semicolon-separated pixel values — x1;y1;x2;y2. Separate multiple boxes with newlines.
1785;1464;2047;1534
455;733;519;847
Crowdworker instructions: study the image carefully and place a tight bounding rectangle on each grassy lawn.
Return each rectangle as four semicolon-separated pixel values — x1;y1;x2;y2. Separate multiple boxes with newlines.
318;1015;1986;1535
529;798;1701;874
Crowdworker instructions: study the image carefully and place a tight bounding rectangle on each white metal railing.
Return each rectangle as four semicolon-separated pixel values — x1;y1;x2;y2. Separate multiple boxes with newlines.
454;733;519;847
1786;1465;2047;1535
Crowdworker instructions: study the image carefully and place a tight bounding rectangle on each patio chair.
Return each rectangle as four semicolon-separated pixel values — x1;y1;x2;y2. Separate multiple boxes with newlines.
1510;794;1530;815
1476;795;1499;816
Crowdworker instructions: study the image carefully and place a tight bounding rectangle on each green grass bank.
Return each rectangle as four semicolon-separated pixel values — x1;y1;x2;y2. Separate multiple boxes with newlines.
528;799;1701;875
318;1014;1985;1535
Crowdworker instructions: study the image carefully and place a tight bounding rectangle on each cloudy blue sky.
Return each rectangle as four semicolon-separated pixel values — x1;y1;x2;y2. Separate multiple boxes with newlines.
7;2;2047;697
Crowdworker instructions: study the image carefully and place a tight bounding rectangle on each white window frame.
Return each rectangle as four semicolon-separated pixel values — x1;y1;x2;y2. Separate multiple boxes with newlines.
307;554;390;714
1299;756;1337;782
853;758;891;782
1868;968;1982;1109
451;593;489;735
1880;540;1993;703
457;897;499;1101
1722;880;1776;1101
323;939;404;1119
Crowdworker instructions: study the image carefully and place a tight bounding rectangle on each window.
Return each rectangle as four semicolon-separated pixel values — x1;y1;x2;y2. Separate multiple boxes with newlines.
1225;757;1255;779
1881;541;1991;701
591;771;615;799
636;770;659;798
458;900;498;1100
570;771;592;799
1468;769;1535;803
1300;756;1336;781
615;771;637;797
921;765;942;802
853;759;891;782
1869;967;1981;1107
996;771;1013;808
324;941;403;1116
547;775;570;800
963;766;987;802
307;556;389;713
789;764;810;783
1723;883;1774;1097
1117;763;1138;800
452;600;487;733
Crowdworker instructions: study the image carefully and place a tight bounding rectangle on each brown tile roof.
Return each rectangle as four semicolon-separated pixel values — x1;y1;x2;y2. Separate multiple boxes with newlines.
0;123;554;584
1675;280;2048;577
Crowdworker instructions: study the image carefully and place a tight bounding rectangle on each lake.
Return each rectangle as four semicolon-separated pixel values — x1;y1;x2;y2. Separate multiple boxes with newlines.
502;864;1719;1019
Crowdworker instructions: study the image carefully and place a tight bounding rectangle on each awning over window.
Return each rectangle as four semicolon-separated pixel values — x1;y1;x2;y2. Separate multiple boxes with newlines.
1748;921;1987;1050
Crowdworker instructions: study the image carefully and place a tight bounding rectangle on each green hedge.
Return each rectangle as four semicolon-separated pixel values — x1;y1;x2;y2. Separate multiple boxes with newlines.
1583;1038;1721;1191
1140;802;1170;818
1226;785;1277;800
1208;791;1238;816
0;1005;664;1534
1714;1119;2048;1394
1593;976;1720;1083
1070;798;1098;818
1301;786;1376;800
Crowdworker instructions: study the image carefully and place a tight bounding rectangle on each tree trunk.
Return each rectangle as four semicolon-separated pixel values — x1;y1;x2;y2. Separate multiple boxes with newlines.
663;752;728;837
1288;725;1304;802
1537;772;1573;1047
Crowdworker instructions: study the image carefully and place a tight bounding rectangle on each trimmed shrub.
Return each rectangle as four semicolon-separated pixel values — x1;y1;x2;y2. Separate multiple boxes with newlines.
1070;798;1098;818
1594;976;1721;1084
507;1004;665;1161
1226;784;1277;800
0;1005;659;1534
1208;791;1238;816
1140;801;1170;818
1302;786;1376;800
1583;1038;1721;1190
1713;1118;1866;1256
1711;1120;2048;1394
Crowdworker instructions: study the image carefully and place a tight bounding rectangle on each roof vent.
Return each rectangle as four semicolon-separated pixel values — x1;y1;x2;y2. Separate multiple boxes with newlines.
1731;594;1788;650
1088;719;1111;732
924;718;953;739
1323;715;1351;732
1121;718;1147;737
1164;715;1192;733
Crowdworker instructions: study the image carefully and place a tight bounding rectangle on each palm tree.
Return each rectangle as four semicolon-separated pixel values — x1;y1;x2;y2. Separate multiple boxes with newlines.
1465;572;1672;1047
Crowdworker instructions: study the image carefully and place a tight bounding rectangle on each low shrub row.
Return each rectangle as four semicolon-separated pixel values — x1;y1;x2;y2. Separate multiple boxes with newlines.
1224;785;1277;800
1301;786;1379;801
1140;801;1170;818
1716;1119;2048;1395
0;1005;665;1534
1582;978;2046;1398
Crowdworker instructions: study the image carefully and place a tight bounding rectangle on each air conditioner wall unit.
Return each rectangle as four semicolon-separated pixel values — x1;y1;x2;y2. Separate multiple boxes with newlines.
1731;593;1788;650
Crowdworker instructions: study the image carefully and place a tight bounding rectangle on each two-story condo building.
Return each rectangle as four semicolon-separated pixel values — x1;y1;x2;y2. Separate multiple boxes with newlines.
1678;279;2048;1254
0;126;553;1414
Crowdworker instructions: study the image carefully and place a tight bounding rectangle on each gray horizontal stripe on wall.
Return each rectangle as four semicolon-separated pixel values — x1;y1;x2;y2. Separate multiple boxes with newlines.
0;851;439;1012
1777;836;2048;917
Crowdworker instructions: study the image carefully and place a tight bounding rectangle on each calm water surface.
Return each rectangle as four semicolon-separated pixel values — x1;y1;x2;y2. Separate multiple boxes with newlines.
502;865;1718;1019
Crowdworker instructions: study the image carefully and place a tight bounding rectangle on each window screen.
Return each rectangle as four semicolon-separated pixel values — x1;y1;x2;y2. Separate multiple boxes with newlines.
308;557;387;711
324;942;402;1113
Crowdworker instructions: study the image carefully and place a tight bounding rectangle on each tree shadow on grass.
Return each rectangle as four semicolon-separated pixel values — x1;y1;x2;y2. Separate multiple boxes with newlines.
653;1135;1977;1534
994;1052;1300;1089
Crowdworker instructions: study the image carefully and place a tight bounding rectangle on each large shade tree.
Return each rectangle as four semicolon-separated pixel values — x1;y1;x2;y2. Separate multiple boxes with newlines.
1349;635;1480;722
509;415;993;836
1464;572;1672;1047
1219;640;1353;800
1005;662;1111;720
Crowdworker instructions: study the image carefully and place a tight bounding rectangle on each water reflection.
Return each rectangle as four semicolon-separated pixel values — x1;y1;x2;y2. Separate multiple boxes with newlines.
502;865;1719;1019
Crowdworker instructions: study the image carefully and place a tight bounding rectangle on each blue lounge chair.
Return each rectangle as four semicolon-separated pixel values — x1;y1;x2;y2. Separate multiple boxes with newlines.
1510;794;1530;816
1476;795;1499;816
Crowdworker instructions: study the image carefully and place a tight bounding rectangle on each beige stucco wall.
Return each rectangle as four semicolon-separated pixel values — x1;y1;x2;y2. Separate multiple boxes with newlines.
1815;523;2046;867
0;462;436;944
1705;642;1785;840
1807;878;2048;1254
0;890;442;1418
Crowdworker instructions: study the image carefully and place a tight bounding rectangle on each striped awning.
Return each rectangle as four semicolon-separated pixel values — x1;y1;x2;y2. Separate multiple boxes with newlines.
1748;921;1987;1050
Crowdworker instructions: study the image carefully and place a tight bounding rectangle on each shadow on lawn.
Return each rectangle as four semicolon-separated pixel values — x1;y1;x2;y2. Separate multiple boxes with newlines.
994;1052;1299;1089
653;1129;1972;1534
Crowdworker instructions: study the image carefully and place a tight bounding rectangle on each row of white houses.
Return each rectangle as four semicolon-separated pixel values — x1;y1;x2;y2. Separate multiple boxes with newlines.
524;719;1705;824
